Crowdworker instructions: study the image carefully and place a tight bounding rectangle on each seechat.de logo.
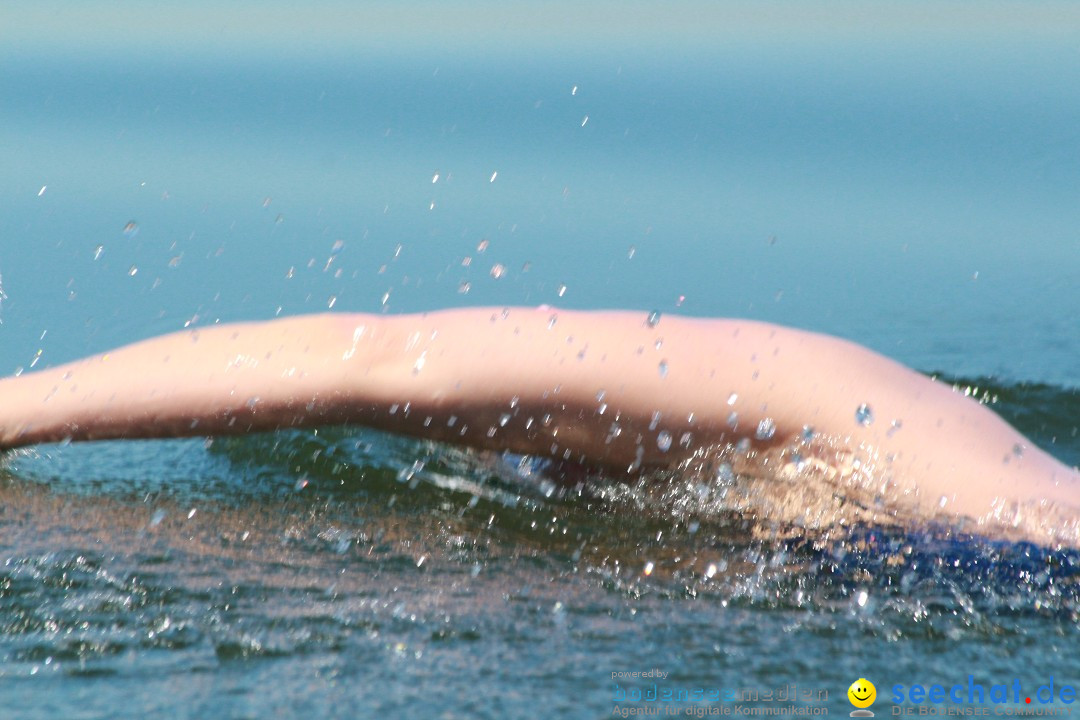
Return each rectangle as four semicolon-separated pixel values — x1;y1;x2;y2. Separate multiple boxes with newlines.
848;678;877;717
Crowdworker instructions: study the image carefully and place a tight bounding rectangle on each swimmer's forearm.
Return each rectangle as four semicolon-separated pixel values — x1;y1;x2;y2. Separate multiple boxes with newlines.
0;308;779;464
0;310;676;463
0;314;393;448
0;309;674;461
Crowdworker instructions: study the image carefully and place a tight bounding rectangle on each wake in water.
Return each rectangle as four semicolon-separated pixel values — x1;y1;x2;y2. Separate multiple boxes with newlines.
1;373;1079;692
218;373;1080;610
430;373;1080;553
1;373;1078;619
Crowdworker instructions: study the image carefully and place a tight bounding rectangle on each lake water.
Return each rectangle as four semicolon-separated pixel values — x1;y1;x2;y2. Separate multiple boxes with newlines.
1;3;1079;718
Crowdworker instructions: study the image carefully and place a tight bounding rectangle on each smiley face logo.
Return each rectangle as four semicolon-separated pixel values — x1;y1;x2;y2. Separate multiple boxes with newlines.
848;678;876;713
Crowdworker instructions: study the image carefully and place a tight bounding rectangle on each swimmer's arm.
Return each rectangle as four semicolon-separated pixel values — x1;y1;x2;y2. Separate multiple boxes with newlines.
0;308;1075;524
0;309;707;462
0;310;625;453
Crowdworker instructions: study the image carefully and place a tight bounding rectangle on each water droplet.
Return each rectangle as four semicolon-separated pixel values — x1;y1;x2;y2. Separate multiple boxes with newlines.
855;404;874;426
643;561;654;576
726;411;738;428
727;392;738;405
489;263;506;279
887;419;903;437
499;413;511;427
856;589;868;607
128;265;138;276
93;245;104;260
123;221;139;238
581;115;589;127
755;418;776;440
705;563;718;579
327;295;337;309
679;432;692;448
457;281;471;294
295;476;310;491
1012;443;1025;458
801;425;815;442
489;171;498;182
547;314;558;329
627;245;636;260
557;284;567;297
649;411;662;431
657;431;672;452
149;509;167;527
646;310;661;327
657;360;668;378
476;239;489;253
431;171;440;183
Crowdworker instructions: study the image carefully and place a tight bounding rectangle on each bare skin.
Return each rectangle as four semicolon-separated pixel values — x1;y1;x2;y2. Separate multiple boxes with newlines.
1;307;1076;538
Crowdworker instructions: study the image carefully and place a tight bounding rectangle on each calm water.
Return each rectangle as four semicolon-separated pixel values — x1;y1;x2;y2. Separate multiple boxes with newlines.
1;3;1079;718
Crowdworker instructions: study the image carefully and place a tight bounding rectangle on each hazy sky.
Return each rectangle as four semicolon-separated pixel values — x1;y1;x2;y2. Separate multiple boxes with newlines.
5;1;1080;59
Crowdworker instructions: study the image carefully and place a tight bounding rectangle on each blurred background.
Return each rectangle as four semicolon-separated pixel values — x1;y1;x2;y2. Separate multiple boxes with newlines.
2;1;1078;384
